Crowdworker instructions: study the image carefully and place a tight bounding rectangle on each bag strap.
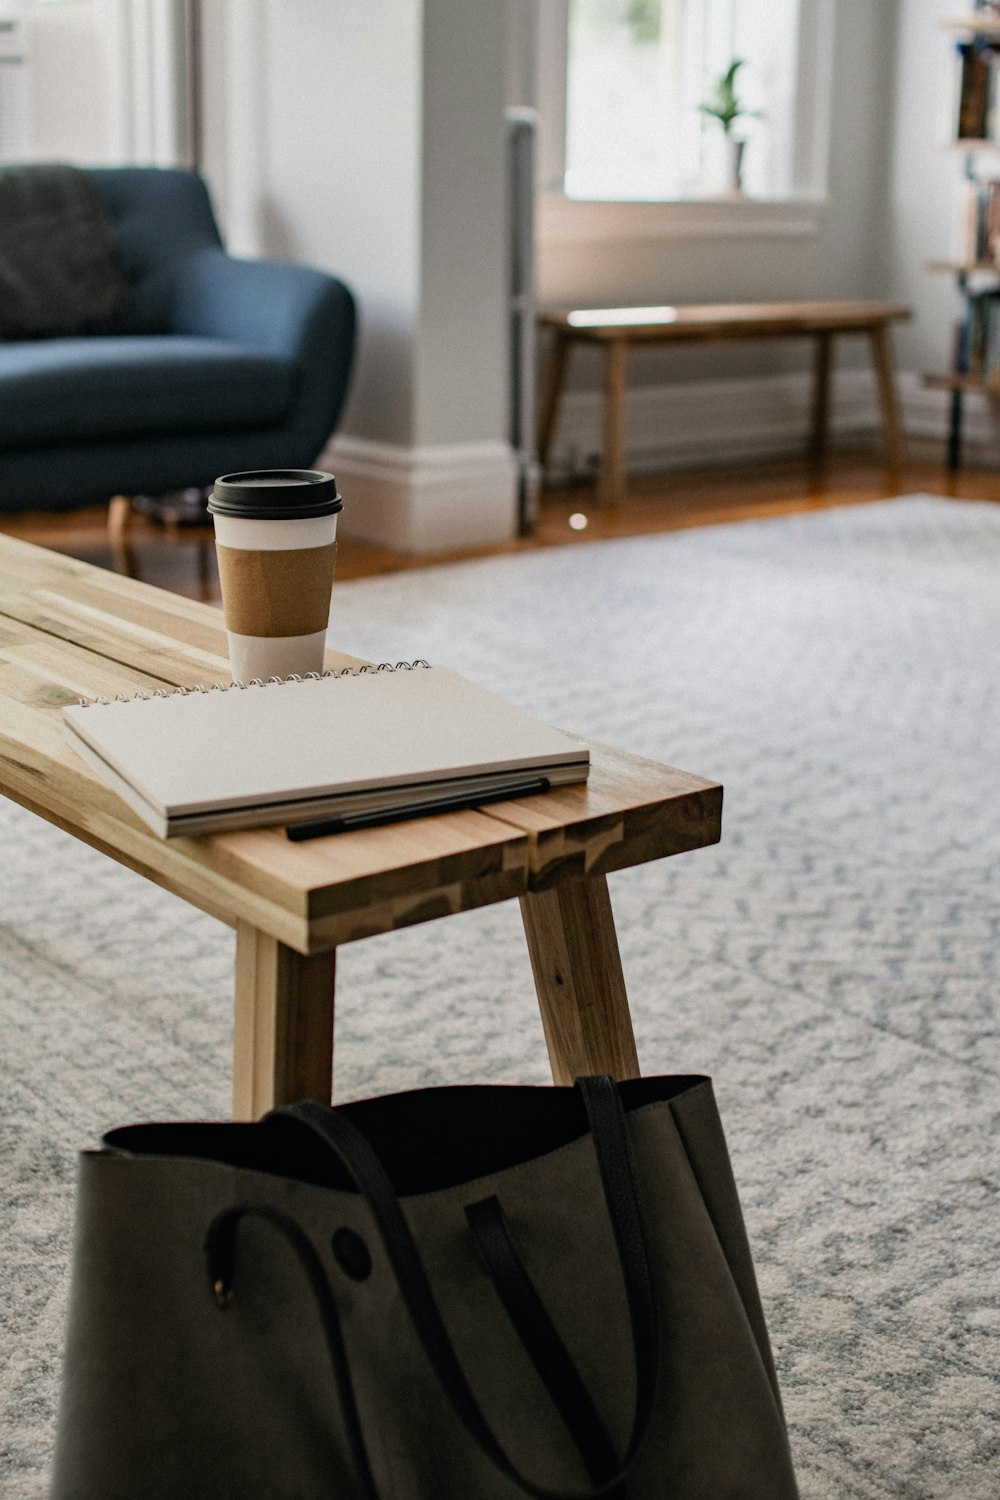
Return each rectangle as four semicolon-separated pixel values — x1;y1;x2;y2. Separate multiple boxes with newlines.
578;1075;659;1456
464;1193;621;1487
205;1202;381;1499
273;1076;659;1500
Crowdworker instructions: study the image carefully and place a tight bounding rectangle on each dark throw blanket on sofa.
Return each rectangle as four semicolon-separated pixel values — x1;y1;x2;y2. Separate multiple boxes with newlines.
0;164;128;340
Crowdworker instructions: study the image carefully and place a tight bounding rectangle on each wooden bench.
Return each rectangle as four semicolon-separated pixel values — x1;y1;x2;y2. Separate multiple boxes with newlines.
0;534;723;1117
536;300;912;505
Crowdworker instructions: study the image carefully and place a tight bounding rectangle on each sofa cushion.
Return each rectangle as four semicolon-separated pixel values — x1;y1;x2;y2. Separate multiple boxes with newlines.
0;337;296;450
89;169;224;336
0;166;129;339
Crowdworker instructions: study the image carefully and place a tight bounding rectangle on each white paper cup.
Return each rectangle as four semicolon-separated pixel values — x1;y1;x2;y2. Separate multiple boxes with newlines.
208;471;342;681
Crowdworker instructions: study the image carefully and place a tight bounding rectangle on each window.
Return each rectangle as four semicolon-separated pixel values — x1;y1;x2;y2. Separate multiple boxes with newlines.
537;0;832;213
565;0;801;200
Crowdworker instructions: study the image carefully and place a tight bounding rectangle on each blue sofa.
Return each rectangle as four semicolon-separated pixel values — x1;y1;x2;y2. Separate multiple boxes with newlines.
0;167;356;513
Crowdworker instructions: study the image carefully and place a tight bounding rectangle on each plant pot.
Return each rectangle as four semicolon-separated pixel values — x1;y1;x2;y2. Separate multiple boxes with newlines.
725;136;747;195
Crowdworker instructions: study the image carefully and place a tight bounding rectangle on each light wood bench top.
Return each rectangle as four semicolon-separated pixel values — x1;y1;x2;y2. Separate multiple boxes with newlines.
539;299;912;342
0;534;722;957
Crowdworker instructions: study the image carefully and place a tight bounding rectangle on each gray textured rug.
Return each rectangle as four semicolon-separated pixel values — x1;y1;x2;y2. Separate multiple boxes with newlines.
2;495;999;1497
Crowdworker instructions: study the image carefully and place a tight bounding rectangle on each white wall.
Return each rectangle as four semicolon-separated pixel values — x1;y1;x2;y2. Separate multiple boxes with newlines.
200;0;518;550
252;0;423;450
886;0;970;377
417;0;508;448
203;0;514;454
527;0;900;390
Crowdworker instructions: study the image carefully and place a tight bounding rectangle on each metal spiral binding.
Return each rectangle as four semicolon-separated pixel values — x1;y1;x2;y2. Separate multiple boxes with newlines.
76;660;431;707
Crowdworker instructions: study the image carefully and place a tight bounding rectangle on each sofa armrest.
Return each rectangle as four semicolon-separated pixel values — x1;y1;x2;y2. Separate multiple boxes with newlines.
169;248;355;364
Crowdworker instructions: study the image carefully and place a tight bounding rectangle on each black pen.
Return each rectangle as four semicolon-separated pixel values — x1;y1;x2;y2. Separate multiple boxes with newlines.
285;776;552;840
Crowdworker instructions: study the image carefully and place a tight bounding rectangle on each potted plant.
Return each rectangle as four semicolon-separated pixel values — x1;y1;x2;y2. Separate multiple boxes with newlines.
698;59;762;194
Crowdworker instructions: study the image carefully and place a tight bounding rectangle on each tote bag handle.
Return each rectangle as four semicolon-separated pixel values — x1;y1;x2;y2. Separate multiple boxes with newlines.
252;1076;660;1500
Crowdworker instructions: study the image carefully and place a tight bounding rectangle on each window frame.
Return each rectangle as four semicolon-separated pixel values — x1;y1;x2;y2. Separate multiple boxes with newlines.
535;0;836;243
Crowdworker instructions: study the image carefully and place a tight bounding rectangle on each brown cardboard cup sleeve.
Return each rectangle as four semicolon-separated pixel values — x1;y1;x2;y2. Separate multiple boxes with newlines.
215;543;337;637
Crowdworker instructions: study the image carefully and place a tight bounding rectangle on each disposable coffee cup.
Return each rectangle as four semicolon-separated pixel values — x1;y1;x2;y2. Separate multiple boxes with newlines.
208;469;343;682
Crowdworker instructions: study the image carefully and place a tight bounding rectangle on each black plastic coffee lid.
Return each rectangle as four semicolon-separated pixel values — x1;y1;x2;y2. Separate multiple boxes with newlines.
208;469;343;519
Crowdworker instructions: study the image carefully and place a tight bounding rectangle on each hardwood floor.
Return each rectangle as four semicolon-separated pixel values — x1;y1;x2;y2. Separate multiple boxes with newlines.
2;448;998;603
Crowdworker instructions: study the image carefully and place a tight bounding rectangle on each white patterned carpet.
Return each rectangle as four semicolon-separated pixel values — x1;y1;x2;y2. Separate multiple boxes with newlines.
2;495;999;1497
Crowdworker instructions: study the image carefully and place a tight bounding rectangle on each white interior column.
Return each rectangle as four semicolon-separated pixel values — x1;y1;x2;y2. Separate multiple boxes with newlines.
201;0;517;554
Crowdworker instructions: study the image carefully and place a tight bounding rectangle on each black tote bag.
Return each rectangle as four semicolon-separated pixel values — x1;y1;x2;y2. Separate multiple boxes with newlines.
50;1075;799;1499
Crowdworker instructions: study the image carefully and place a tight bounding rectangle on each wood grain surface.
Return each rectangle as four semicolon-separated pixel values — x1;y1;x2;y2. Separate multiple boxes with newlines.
538;300;911;341
0;535;722;955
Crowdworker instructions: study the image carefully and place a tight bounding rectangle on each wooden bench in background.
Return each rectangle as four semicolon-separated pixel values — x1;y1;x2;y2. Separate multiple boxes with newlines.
536;300;912;505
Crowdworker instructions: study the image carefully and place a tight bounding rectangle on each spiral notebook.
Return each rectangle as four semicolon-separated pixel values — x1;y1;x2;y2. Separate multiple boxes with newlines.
62;662;590;839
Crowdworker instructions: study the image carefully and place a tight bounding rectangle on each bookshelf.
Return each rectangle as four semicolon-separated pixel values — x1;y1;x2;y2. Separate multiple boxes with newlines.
928;7;1000;465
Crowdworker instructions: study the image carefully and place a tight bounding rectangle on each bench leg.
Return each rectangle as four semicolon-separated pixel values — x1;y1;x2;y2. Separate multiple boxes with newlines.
869;324;906;470
107;495;139;580
520;876;640;1085
948;387;964;471
107;494;133;540
232;922;336;1119
598;339;629;505
810;332;833;460
536;330;572;475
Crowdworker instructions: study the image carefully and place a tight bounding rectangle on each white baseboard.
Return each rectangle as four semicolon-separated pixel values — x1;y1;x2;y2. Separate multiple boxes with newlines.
542;366;1000;479
318;436;520;553
323;375;1000;555
543;368;883;480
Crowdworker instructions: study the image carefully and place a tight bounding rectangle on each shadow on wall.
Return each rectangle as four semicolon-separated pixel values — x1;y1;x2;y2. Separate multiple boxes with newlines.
258;197;299;263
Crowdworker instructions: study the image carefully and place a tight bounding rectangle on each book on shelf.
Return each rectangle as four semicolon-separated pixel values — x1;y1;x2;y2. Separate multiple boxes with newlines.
955;176;1000;263
956;38;997;139
62;662;590;839
952;284;1000;376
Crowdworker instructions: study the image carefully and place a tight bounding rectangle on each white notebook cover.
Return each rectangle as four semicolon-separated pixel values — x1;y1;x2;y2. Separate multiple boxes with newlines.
63;665;590;838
